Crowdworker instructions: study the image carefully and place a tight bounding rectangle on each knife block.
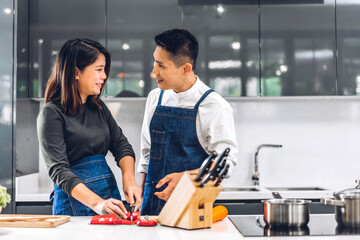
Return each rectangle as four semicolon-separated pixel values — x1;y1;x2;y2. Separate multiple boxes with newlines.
158;171;222;230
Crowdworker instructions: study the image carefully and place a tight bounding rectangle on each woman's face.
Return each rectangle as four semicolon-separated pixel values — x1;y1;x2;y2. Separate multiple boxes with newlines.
76;53;107;103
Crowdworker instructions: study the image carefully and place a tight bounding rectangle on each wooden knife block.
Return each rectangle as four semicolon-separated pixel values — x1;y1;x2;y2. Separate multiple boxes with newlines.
158;171;222;230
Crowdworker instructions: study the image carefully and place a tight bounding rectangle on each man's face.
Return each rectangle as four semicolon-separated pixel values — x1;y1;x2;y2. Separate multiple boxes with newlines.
152;46;186;92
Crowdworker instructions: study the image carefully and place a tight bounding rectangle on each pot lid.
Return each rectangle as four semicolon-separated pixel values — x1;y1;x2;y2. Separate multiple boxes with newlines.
334;180;360;199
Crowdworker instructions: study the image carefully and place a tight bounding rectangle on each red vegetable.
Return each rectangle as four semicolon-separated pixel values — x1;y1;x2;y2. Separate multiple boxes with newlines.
90;214;117;225
114;219;136;225
136;219;158;226
126;211;140;221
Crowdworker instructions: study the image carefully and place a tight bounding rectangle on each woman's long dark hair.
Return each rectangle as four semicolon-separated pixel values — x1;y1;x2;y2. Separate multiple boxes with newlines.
45;38;111;115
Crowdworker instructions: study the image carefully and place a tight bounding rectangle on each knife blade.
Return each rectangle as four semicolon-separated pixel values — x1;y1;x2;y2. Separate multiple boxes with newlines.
130;205;134;221
200;148;230;187
195;151;217;182
214;163;230;186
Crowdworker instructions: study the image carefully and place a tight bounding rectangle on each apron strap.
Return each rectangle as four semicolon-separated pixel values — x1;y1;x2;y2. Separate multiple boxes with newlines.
194;89;214;110
157;90;165;106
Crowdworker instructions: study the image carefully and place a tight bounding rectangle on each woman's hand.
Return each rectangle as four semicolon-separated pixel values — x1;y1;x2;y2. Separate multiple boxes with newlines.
93;198;128;219
122;177;142;211
118;156;143;211
71;183;128;218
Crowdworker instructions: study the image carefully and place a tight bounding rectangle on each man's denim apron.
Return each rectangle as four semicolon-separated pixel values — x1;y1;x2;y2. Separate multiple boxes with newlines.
51;154;121;216
141;89;214;215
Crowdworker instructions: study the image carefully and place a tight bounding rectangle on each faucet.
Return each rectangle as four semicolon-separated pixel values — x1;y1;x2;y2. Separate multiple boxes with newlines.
252;144;282;187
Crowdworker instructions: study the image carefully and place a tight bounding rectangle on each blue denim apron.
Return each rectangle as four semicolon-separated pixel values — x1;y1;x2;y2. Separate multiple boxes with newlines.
141;89;214;215
51;154;121;216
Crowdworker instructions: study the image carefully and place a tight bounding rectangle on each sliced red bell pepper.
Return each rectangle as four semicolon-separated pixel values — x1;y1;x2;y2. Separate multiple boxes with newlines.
136;219;158;226
90;214;117;225
114;219;136;225
126;211;140;221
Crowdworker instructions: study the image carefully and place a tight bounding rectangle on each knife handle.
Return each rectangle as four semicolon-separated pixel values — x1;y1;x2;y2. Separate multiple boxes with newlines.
212;148;230;176
195;151;217;182
214;164;230;187
199;148;230;187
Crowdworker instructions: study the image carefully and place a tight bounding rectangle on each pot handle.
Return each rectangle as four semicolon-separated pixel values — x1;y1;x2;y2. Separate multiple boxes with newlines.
321;198;345;207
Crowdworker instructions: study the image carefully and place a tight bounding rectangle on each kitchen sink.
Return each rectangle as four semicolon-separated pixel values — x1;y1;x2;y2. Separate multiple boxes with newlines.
222;187;259;192
266;187;328;191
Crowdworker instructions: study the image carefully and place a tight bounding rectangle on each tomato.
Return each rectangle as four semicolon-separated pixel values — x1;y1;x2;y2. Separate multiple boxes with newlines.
136;219;158;227
126;211;140;221
90;214;117;225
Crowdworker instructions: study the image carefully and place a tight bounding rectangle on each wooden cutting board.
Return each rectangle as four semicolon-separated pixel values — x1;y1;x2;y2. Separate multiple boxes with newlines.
0;214;70;228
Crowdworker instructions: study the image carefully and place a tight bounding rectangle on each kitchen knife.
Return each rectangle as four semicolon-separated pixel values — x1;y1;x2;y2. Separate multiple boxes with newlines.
214;163;230;187
200;148;230;187
195;151;217;182
130;205;134;221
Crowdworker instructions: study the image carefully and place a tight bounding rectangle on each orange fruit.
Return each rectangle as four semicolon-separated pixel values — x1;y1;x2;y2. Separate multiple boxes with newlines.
212;205;228;223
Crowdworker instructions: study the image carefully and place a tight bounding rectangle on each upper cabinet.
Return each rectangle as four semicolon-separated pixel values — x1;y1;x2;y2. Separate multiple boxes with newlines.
27;0;106;98
260;0;336;96
182;3;260;97
25;0;360;97
337;1;360;95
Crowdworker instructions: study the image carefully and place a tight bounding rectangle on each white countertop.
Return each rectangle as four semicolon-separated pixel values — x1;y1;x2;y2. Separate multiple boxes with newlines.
0;216;359;240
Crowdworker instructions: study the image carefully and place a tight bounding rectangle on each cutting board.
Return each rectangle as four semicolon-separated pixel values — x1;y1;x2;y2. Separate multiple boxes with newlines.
0;214;70;228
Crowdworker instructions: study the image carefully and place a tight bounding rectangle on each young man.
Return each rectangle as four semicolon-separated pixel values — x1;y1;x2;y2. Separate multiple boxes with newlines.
138;29;238;215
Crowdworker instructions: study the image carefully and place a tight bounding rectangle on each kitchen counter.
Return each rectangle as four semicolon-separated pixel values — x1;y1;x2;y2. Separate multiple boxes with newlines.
0;216;359;240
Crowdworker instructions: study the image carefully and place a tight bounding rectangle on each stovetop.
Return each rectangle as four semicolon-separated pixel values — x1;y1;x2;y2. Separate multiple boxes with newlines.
229;214;360;237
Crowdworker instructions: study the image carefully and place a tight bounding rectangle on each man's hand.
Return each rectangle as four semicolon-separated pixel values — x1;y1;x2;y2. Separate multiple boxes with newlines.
154;172;184;201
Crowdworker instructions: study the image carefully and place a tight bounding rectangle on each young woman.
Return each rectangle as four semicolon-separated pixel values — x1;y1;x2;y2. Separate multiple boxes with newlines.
37;38;141;216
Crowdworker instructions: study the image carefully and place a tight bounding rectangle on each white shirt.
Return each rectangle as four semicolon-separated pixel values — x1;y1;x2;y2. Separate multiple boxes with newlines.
137;77;238;176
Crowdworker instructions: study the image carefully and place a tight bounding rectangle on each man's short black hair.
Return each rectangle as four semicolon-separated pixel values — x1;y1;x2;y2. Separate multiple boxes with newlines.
154;29;199;70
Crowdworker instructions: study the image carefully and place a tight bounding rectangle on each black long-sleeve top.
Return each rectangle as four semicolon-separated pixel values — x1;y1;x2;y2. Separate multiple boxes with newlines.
37;99;135;195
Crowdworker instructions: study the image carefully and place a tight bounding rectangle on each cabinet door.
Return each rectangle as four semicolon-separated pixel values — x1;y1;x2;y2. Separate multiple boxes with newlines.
337;1;360;95
260;0;336;96
29;0;106;98
182;4;260;97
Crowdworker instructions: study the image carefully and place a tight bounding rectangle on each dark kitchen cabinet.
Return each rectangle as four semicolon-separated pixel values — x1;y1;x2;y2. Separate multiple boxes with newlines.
25;0;360;97
28;0;106;98
260;0;337;96
336;1;360;95
182;4;260;97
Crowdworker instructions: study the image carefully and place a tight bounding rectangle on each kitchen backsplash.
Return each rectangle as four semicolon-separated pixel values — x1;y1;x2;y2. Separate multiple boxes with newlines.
16;97;360;197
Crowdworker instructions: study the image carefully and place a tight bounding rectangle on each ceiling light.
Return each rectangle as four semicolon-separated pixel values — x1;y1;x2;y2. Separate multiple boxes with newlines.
279;65;288;73
122;43;129;50
216;4;225;14
4;8;11;14
231;41;241;50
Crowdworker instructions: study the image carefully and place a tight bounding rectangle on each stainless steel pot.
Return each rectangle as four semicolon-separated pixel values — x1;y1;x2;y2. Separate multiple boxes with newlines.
336;225;360;235
262;198;311;228
322;180;360;228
